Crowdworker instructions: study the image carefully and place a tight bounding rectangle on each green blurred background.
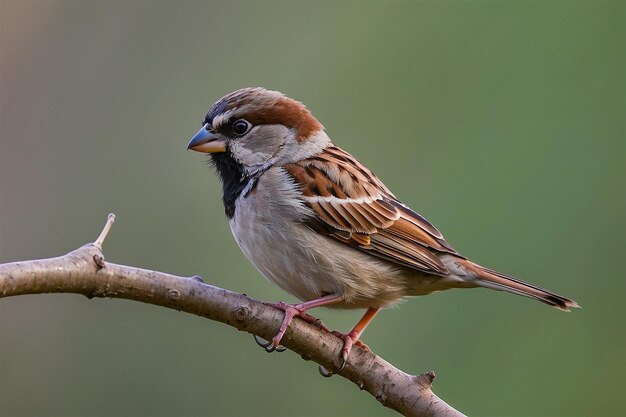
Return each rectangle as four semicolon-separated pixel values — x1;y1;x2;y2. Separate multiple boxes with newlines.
1;2;624;416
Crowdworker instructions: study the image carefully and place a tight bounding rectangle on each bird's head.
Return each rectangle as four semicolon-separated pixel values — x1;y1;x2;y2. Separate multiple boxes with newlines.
187;87;331;174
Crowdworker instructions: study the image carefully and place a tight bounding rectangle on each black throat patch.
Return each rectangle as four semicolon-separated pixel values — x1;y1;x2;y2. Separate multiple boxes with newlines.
210;152;267;219
210;153;250;219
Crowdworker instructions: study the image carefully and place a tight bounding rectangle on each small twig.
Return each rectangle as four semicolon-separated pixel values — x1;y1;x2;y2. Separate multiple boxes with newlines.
93;213;116;250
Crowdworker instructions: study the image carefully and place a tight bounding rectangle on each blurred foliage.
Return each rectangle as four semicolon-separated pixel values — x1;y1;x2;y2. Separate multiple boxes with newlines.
1;2;625;416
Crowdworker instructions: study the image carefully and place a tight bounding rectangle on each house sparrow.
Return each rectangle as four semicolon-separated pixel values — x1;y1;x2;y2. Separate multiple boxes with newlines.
187;87;578;368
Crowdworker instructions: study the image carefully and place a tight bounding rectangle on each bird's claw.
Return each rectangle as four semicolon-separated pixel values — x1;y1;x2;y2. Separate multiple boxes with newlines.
252;334;287;353
253;334;270;349
318;354;347;377
318;365;334;377
316;332;353;376
256;301;326;354
329;330;369;372
337;356;347;372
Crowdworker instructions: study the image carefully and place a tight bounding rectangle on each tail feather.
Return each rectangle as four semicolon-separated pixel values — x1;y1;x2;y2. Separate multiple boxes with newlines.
460;260;580;311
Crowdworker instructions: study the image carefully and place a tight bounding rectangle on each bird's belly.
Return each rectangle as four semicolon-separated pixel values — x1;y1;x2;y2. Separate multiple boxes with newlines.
229;199;413;308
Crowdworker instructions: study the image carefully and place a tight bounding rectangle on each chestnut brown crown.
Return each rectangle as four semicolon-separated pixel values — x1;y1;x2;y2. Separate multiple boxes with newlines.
204;87;323;141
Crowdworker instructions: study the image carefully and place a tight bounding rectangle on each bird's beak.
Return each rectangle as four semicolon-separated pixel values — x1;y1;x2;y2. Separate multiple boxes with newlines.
187;124;226;153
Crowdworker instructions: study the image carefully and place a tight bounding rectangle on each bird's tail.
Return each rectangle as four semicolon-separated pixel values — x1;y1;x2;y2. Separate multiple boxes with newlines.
459;259;580;311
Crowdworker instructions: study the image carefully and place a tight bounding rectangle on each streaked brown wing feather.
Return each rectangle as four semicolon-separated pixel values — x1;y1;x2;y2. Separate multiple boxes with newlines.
284;146;462;276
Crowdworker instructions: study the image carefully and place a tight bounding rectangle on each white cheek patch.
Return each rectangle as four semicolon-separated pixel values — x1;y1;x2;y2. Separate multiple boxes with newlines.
229;125;291;171
230;140;275;167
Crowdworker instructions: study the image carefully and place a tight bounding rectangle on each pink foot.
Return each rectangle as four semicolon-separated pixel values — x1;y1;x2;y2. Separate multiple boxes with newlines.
268;302;302;351
330;330;370;370
252;294;343;354
257;302;325;352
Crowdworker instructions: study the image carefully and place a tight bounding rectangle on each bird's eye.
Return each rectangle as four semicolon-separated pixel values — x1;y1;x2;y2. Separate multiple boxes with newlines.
232;119;251;136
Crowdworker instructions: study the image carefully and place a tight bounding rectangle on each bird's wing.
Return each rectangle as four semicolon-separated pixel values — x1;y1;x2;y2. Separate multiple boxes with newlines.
284;146;462;276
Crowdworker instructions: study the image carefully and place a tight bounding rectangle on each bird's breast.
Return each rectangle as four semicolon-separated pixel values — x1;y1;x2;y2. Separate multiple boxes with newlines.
227;167;414;308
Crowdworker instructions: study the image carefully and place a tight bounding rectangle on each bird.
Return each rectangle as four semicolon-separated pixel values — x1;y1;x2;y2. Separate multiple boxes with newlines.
187;87;579;369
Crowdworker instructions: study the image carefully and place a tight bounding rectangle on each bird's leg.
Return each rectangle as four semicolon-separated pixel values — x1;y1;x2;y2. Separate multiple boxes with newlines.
260;293;343;353
331;307;380;371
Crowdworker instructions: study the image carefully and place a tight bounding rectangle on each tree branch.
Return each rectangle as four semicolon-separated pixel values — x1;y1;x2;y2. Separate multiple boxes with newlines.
0;214;465;417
